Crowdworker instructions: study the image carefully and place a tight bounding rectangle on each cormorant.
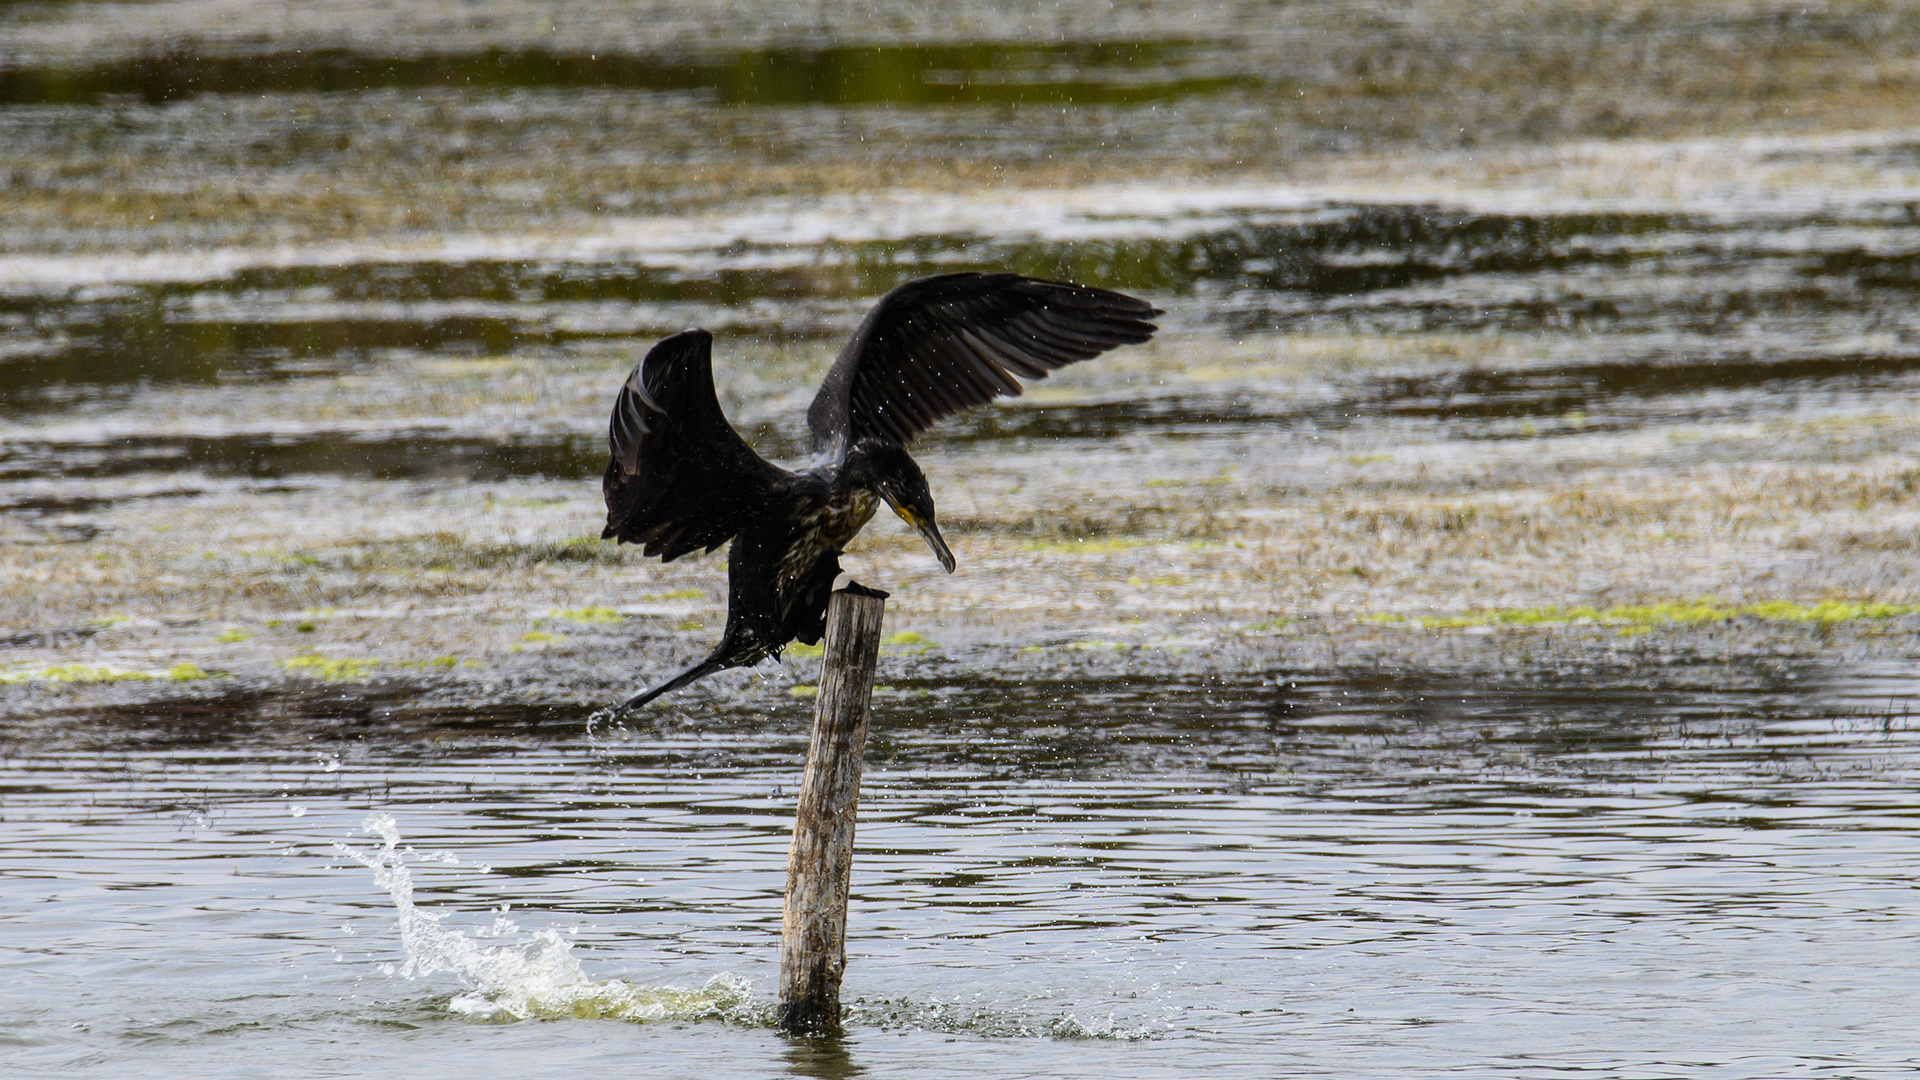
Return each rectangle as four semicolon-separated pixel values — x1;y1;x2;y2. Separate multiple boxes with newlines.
603;271;1160;709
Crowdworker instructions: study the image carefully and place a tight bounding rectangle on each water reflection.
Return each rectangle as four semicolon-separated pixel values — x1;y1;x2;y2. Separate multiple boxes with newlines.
783;1037;864;1079
11;657;1907;791
0;430;605;482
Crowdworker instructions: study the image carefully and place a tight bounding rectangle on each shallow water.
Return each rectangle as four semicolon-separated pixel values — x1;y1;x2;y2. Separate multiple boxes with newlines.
6;661;1920;1076
9;5;1920;1076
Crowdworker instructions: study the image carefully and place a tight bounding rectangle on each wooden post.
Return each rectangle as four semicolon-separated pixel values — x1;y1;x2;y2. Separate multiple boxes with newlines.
778;582;887;1037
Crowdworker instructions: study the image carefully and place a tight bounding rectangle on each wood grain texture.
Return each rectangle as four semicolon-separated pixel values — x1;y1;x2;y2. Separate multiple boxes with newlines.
777;582;887;1037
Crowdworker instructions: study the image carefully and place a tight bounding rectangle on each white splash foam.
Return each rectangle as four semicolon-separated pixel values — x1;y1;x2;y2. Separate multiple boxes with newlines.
337;813;754;1023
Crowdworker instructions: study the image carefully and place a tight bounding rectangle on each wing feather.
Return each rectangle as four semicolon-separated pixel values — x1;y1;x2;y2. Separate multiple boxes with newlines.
601;330;788;561
806;272;1159;452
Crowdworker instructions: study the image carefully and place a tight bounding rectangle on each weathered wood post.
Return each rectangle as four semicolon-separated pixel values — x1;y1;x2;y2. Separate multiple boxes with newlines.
778;582;887;1037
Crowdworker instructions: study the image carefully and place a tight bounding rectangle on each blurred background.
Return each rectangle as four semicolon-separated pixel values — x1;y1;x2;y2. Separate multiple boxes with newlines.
8;4;1920;1078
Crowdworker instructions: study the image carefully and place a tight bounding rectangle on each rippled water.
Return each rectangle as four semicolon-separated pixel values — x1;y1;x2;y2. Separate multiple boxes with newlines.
6;662;1920;1076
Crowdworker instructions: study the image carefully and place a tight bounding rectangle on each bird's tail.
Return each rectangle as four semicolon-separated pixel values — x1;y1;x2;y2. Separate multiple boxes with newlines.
618;655;728;711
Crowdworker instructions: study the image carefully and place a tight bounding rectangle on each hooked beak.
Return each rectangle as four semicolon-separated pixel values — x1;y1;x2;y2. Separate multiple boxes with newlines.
891;504;956;573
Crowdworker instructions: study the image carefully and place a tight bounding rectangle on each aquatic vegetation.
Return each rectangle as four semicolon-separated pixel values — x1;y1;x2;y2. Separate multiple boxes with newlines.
1365;600;1920;632
881;630;936;654
395;656;468;670
789;684;819;698
1126;574;1193;587
521;630;565;644
646;589;706;601
213;629;252;643
549;607;624;625
0;662;211;683
784;642;824;658
282;656;379;682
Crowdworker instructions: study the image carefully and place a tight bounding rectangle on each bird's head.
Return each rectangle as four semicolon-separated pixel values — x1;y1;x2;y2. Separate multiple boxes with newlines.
847;440;955;573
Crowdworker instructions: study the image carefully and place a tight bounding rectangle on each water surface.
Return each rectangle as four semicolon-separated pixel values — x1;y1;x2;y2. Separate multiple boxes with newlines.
6;661;1920;1077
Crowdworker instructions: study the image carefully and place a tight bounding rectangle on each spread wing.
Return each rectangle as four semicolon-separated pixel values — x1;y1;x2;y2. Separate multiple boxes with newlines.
602;329;788;561
806;272;1160;453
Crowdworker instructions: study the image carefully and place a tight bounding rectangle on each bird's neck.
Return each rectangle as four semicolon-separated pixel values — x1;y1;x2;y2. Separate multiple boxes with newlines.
830;440;910;495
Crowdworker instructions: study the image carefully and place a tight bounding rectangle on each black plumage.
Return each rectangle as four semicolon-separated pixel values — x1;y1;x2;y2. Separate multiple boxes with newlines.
604;272;1160;709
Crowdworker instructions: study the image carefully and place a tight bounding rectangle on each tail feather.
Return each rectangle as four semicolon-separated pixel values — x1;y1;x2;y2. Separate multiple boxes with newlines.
618;655;728;711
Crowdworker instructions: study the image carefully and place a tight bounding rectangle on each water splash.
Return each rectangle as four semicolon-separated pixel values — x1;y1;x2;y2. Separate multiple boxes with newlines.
846;996;1162;1041
336;815;1158;1039
336;813;757;1023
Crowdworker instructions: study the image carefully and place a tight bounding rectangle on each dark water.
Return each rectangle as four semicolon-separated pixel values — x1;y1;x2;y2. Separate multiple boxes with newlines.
0;42;1245;108
5;661;1920;1076
8;198;1920;480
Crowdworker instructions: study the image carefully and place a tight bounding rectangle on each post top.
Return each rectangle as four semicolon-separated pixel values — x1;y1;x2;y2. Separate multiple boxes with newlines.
835;580;891;601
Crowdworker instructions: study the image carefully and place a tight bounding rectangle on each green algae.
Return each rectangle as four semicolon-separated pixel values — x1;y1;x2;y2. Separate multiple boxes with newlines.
1;662;213;684
396;656;469;670
881;630;936;654
784;642;825;658
550;606;624;625
1365;600;1920;632
282;656;379;682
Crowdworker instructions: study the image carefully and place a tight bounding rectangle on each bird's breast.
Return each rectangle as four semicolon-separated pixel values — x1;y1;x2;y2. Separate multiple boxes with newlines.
775;488;879;595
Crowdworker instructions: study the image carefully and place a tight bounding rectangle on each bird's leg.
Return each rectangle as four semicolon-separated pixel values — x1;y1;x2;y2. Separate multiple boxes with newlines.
617;652;730;711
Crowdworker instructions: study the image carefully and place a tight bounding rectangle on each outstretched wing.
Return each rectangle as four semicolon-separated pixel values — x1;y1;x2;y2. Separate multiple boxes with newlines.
806;272;1160;453
602;329;788;561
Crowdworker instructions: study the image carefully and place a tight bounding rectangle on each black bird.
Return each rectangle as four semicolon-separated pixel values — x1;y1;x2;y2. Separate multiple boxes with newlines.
603;272;1160;709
